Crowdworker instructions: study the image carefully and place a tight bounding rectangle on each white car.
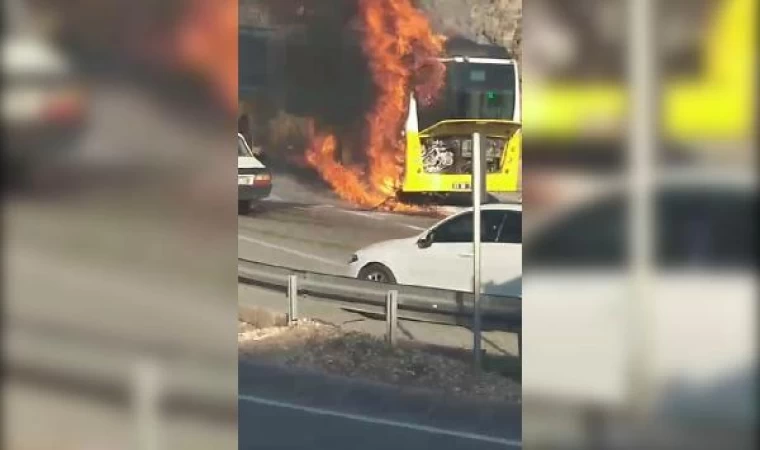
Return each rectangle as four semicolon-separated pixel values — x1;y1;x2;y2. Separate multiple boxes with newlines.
522;169;756;422
238;133;271;213
3;33;88;175
348;204;522;297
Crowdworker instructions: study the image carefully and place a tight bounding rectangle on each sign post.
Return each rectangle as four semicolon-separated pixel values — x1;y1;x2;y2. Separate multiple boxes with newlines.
472;132;486;368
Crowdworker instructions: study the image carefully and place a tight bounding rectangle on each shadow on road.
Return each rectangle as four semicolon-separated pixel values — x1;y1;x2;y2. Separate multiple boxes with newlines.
238;199;315;217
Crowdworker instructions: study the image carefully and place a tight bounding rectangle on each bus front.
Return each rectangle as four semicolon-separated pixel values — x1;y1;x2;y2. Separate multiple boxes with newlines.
401;57;522;196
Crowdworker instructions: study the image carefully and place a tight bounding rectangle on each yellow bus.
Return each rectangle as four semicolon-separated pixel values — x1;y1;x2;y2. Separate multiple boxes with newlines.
401;56;522;196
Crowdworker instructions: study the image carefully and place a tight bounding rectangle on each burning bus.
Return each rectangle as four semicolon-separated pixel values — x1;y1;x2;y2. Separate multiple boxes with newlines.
239;7;522;210
401;39;522;197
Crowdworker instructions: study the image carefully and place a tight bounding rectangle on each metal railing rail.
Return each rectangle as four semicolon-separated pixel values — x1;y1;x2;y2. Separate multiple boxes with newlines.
238;258;522;332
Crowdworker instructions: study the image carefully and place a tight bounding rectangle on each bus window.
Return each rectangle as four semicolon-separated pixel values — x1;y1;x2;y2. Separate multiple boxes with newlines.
418;61;517;130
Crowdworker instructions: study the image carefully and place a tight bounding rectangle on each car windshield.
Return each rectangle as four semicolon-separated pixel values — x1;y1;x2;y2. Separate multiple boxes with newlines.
238;137;253;157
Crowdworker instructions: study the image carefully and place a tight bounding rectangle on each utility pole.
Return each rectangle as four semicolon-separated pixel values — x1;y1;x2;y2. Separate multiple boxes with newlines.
472;132;486;368
627;0;657;418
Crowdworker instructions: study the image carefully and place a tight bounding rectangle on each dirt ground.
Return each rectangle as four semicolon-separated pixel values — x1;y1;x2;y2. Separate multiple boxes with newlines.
239;309;521;404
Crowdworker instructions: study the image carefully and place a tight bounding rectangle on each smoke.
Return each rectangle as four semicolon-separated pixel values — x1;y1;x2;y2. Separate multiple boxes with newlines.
256;0;444;172
259;0;375;149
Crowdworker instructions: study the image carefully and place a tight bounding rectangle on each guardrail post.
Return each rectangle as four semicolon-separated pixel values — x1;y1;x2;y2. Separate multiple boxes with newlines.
386;290;398;346
133;359;162;450
287;275;298;325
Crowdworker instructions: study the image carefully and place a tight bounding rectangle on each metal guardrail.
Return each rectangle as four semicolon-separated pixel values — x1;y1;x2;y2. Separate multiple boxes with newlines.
238;259;522;332
6;323;236;450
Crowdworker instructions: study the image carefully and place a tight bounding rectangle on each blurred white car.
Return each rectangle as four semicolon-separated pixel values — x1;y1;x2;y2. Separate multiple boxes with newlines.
522;169;756;421
3;34;87;172
348;204;522;297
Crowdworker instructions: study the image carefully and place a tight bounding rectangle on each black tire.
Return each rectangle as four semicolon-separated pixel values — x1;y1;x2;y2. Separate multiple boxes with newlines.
357;263;397;284
238;200;251;215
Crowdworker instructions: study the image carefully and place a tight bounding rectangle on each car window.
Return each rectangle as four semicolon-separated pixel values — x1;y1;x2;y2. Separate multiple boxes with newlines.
525;187;756;270
238;136;253;157
497;210;522;244
524;197;628;268
434;212;473;243
657;189;756;269
482;211;508;243
433;210;506;244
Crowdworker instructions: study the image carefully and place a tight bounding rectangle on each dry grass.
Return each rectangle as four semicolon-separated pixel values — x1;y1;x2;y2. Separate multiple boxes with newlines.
239;317;521;403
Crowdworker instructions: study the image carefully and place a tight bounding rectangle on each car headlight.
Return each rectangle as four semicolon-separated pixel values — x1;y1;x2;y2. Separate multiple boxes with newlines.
349;254;358;264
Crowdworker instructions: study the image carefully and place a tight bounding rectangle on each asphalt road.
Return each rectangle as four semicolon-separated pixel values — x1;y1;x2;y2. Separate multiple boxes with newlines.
238;360;522;450
239;399;519;450
238;187;440;276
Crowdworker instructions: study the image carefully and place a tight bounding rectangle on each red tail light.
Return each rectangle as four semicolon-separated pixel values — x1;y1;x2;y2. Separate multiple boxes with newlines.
43;93;84;124
253;173;271;187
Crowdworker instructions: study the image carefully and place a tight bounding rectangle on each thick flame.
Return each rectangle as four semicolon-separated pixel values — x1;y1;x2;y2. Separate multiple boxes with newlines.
307;0;446;210
305;125;420;212
305;122;379;206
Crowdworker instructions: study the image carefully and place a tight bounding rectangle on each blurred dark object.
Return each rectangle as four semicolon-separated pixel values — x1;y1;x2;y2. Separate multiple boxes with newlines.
26;0;185;67
3;33;89;186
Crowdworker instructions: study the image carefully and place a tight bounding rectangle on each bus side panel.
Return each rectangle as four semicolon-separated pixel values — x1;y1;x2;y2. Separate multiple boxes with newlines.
401;130;428;192
492;130;521;192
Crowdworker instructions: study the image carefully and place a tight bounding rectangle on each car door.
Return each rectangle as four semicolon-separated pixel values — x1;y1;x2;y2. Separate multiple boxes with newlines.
483;209;522;297
522;197;630;405
411;211;476;292
650;188;756;423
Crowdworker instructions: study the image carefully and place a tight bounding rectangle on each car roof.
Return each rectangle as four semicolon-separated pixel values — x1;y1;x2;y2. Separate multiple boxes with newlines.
592;167;756;193
438;203;521;221
468;203;522;212
428;202;521;232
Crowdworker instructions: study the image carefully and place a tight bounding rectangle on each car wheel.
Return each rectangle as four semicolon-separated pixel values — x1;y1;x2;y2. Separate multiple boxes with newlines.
357;263;397;284
238;200;251;215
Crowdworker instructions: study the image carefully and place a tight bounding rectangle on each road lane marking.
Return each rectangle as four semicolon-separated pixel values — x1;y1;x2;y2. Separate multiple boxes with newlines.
239;394;522;447
238;236;345;267
336;209;427;231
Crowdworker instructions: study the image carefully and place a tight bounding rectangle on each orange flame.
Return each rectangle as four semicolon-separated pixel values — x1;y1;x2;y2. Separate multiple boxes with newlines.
306;126;420;212
171;0;238;113
306;0;446;210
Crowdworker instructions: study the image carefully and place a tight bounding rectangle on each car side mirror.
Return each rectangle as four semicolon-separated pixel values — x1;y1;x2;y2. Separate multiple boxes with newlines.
417;232;433;249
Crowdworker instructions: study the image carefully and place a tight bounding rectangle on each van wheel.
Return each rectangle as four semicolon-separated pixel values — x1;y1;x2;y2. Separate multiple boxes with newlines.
238;200;251;215
358;263;396;284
